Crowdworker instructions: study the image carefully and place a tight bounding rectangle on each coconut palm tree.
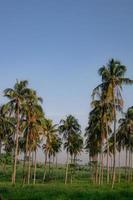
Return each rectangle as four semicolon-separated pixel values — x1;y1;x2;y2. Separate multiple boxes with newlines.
93;59;133;188
4;80;29;184
59;115;82;184
0;104;15;155
42;119;58;181
85;102;103;184
21;89;43;184
117;106;133;182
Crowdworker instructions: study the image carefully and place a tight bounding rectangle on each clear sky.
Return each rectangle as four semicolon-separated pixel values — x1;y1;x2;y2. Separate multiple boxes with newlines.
0;0;133;162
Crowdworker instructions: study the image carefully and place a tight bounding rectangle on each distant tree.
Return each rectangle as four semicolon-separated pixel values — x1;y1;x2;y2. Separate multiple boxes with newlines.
59;115;82;184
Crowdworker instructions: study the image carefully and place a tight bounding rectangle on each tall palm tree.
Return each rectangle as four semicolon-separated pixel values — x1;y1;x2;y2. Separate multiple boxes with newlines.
117;106;133;182
93;59;133;187
59;115;82;184
90;96;113;184
4;80;29;184
42;119;58;181
22;89;43;184
85;102;103;184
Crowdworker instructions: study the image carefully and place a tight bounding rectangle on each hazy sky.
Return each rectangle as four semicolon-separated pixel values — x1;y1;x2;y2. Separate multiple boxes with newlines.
0;0;133;163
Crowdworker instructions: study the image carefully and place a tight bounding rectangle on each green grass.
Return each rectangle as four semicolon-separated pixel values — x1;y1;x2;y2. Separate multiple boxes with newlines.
0;182;133;200
0;164;132;200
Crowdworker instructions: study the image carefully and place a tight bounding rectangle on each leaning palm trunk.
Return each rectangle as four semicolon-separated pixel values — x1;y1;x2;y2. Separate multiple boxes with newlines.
12;102;20;185
65;152;69;184
27;148;31;184
33;149;37;185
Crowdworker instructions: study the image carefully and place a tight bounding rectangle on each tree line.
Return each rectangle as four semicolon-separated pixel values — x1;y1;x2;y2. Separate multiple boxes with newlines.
0;58;133;188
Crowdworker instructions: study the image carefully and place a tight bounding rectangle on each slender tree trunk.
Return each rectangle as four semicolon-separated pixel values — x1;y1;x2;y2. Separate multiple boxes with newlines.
110;155;113;180
27;148;31;184
70;155;73;184
56;154;58;169
118;151;121;183
101;149;104;185
95;156;98;184
131;151;133;181
125;147;128;180
55;154;58;180
43;151;47;181
130;148;132;182
12;102;19;185
48;154;51;179
128;147;131;182
52;156;54;177
24;115;30;184
0;140;2;155
33;149;37;185
106;123;110;184
98;154;102;185
65;152;69;184
22;153;26;185
112;101;117;189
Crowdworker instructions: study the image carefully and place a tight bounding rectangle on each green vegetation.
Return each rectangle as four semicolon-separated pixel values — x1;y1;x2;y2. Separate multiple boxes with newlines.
0;58;133;199
0;164;132;200
1;182;133;200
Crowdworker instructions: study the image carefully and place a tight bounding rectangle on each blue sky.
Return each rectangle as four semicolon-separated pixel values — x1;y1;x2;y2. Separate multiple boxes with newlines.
0;0;133;132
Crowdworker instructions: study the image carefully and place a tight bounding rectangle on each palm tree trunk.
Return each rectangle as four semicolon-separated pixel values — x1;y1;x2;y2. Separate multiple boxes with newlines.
22;153;26;185
0;139;2;155
27;148;31;184
118;151;121;183
98;154;102;185
95;156;98;184
101;149;104;185
12;102;19;185
131;150;133;181
55;154;58;180
110;155;113;179
33;149;37;185
65;152;69;184
112;103;117;189
130;148;132;182
106;123;109;184
52;156;54;177
70;155;73;184
125;147;128;180
128;147;131;182
43;151;47;181
48;154;51;179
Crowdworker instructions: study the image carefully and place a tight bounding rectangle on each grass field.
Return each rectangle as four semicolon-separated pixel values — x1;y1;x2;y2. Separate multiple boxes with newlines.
0;163;132;200
0;182;133;200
